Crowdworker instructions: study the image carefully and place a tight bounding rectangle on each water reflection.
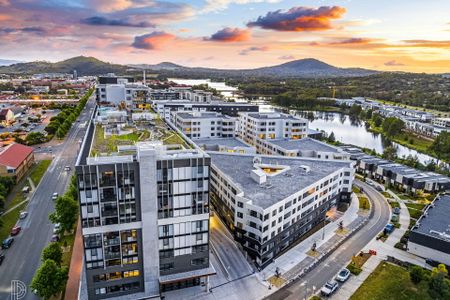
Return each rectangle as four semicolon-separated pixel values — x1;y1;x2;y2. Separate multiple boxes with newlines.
295;111;436;165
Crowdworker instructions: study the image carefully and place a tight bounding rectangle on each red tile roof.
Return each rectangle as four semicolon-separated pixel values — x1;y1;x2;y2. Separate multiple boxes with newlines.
0;143;33;168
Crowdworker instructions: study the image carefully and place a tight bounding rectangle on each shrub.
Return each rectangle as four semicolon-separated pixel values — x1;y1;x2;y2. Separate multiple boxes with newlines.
410;266;425;284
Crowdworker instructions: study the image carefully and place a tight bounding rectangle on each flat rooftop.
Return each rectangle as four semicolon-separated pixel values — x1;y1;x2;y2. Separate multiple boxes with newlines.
245;112;305;121
195;137;250;148
413;194;450;241
175;112;231;119
269;137;340;153
208;152;352;209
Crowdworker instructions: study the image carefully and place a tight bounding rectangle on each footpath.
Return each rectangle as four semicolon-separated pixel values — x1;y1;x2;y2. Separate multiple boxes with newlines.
331;189;427;300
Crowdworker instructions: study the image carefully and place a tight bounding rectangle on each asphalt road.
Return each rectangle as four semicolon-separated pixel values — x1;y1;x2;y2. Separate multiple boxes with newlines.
267;180;391;300
209;214;254;283
0;96;96;300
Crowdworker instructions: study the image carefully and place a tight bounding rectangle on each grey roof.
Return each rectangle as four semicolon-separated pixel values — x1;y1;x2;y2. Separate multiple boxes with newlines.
413;194;450;241
245;112;303;121
195;137;250;148
175;112;229;119
208;152;352;209
269;137;340;153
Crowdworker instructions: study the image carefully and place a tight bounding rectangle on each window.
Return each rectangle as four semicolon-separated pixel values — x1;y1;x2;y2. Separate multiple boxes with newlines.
237;201;243;208
87;205;94;213
196;233;203;241
160;263;174;271
191;258;208;266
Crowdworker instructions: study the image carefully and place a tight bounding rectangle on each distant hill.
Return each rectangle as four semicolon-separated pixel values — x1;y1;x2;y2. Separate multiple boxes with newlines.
0;59;24;66
0;56;127;76
132;58;378;78
0;56;378;78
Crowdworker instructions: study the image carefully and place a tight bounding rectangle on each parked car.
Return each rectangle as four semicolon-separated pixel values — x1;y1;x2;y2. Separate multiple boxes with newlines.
336;268;351;282
64;166;71;171
2;237;14;249
391;215;399;222
321;280;339;296
22;186;30;193
53;223;61;234
50;234;60;242
384;223;394;234
19;211;28;219
10;226;21;236
393;207;401;215
0;252;4;265
51;192;58;201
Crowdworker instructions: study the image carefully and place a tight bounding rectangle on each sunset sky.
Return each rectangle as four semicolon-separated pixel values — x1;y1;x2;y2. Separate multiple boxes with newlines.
0;0;449;73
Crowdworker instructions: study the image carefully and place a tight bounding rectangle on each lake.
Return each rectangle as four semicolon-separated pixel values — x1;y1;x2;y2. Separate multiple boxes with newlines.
168;78;238;98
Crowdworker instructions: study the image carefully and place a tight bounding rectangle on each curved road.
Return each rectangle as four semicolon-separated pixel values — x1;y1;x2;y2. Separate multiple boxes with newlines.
267;180;390;300
0;96;96;300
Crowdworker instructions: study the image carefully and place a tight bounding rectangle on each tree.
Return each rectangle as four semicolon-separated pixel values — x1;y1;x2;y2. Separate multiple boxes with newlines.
428;266;450;299
49;195;78;233
30;260;68;300
25;132;47;145
42;243;63;266
372;113;383;127
410;266;424;284
328;132;336;143
430;131;450;162
382;145;397;160
349;104;362;117
382;117;405;137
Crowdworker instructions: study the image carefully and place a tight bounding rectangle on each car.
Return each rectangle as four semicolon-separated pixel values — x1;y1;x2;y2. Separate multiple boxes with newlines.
19;211;28;219
51;192;58;201
53;223;61;234
2;237;14;249
22;186;30;193
50;234;60;242
10;226;21;236
321;280;339;296
391;214;399;222
384;223;394;233
64;166;71;171
336;268;351;282
393;207;401;215
0;252;4;265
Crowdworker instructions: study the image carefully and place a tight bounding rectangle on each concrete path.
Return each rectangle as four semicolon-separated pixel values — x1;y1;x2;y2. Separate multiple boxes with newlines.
330;189;423;300
64;218;83;300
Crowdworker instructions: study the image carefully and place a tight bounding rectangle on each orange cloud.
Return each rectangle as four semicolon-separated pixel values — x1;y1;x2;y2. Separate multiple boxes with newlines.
247;6;346;31
0;14;10;21
401;40;450;48
132;31;176;50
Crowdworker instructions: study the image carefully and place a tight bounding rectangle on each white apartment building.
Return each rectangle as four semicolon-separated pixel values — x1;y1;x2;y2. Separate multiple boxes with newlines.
239;112;308;146
208;152;354;268
171;111;237;139
432;117;450;128
255;137;351;160
96;76;149;107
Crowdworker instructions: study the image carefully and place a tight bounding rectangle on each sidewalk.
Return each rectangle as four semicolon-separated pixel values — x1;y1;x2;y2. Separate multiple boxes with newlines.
262;193;362;281
331;190;424;300
64;218;83;300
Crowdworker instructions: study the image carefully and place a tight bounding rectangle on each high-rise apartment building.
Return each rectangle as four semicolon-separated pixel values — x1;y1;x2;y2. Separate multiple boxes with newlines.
76;142;214;299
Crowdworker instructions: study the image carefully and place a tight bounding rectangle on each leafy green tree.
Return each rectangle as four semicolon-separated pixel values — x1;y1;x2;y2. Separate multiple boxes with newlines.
382;145;397;160
428;266;450;299
430;131;450;162
410;266;424;284
349;104;362;117
372;113;383;127
382;117;405;137
42;243;63;266
49;195;78;233
328;132;336;143
25;132;47;145
31;260;68;300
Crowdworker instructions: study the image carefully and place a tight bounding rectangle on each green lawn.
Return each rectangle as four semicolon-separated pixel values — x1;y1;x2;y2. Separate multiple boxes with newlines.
30;159;52;185
388;200;400;209
358;196;370;210
350;262;433;300
0;160;52;241
405;203;426;211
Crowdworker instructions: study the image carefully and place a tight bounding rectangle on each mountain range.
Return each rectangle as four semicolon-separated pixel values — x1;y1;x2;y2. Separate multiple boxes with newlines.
0;56;378;78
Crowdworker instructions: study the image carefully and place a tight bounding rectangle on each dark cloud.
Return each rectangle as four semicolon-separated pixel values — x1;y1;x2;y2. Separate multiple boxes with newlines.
81;16;154;28
131;31;175;50
247;6;346;32
0;26;46;34
239;46;269;55
384;60;405;66
205;27;250;42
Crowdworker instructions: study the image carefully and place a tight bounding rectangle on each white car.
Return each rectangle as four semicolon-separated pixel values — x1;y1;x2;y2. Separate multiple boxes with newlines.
336;268;351;282
321;280;339;297
53;223;61;234
19;211;28;219
51;192;58;201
